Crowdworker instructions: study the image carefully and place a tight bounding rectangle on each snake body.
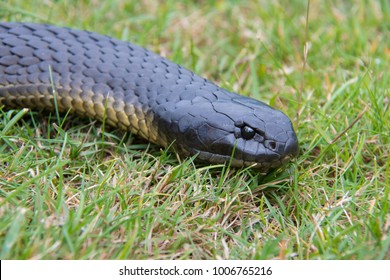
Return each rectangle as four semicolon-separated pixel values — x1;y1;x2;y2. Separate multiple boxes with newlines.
0;22;298;171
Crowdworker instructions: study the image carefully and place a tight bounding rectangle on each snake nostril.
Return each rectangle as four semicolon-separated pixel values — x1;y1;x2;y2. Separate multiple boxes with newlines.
266;140;277;151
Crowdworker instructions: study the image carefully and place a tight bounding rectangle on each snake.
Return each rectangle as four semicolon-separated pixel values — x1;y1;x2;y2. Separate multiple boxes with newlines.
0;22;298;171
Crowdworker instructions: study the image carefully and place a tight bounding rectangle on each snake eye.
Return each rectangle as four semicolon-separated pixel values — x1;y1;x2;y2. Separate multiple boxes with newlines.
241;126;256;140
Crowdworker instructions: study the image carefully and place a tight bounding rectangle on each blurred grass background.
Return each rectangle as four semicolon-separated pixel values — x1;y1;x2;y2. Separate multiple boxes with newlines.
0;0;389;259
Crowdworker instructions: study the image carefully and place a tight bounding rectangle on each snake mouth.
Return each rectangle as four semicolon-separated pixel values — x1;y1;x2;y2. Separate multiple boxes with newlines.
186;130;299;170
190;147;293;171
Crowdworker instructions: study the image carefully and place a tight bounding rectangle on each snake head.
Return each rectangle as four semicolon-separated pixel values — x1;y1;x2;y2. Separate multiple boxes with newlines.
156;90;299;172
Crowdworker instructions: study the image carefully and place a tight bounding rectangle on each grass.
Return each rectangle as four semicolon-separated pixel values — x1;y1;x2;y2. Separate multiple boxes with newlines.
0;0;389;259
